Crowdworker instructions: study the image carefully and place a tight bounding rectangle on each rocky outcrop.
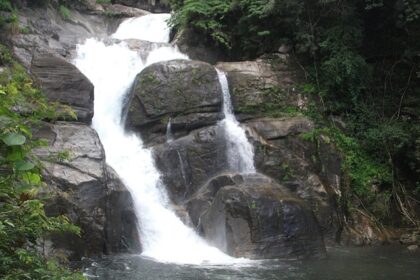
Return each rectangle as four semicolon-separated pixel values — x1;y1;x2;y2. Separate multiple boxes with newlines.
124;59;223;144
34;122;140;260
31;51;94;123
246;117;343;244
9;5;107;68
216;55;306;120
188;173;326;259
173;27;227;64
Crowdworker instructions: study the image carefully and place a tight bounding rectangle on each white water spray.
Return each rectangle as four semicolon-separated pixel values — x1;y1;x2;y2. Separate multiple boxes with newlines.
217;70;256;173
73;14;238;265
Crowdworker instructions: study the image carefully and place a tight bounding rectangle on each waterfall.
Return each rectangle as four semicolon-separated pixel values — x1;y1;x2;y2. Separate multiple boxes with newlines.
216;69;256;173
73;14;237;265
166;118;174;143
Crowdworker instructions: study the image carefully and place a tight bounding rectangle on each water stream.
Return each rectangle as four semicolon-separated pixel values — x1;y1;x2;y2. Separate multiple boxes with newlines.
216;69;256;173
73;14;238;265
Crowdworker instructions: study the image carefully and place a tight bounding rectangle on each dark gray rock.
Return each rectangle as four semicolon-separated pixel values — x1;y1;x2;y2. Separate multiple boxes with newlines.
125;59;223;144
34;122;140;260
246;118;343;245
31;51;94;123
153;125;227;203
172;27;227;64
105;166;141;254
192;173;326;259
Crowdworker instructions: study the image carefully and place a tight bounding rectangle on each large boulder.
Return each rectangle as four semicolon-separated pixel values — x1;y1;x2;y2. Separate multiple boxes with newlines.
124;59;223;144
173;27;227;64
245;117;343;245
189;173;326;259
34;122;140;260
31;52;94;123
153;124;228;203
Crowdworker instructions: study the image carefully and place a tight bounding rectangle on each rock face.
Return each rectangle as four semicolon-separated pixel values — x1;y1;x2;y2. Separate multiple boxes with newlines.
8;4;109;68
31;52;94;123
188;174;326;259
125;59;223;144
216;55;306;119
153;125;227;203
173;27;227;64
34;122;140;260
246;117;343;244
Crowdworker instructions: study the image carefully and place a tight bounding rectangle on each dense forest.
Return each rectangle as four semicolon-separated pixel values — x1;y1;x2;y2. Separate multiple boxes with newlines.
169;0;420;226
0;0;419;278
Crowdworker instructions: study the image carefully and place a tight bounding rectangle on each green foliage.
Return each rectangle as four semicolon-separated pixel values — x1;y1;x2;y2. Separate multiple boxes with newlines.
96;0;111;4
301;127;391;203
0;44;85;279
170;0;301;58
0;0;12;11
59;4;71;20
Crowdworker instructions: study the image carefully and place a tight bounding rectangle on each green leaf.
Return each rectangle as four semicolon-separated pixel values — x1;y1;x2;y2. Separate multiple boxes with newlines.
23;172;41;185
15;160;35;171
2;132;26;146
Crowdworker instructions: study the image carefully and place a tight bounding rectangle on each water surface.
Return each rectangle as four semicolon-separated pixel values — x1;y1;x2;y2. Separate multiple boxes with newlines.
80;246;420;280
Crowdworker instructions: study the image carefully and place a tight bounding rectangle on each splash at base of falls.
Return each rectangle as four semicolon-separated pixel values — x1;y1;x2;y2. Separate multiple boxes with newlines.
73;14;246;265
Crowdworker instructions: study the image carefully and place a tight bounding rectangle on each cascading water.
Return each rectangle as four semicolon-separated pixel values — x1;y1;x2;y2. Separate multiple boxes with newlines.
166;118;174;143
216;70;256;173
73;14;238;265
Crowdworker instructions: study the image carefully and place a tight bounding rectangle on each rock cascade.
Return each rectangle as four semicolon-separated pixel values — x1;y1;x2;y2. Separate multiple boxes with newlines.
7;1;353;261
124;52;332;258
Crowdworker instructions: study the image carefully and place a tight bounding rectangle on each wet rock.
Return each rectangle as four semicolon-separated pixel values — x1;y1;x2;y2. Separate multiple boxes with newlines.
247;117;343;245
105;166;141;254
216;56;306;119
34;122;140;260
125;59;223;144
153;125;228;203
192;173;326;259
340;209;389;246
400;233;419;245
31;51;94;123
